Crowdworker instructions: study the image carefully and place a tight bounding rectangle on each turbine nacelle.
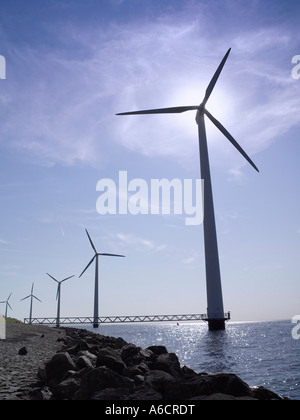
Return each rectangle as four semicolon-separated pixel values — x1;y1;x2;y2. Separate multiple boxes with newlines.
20;283;42;304
196;104;205;124
47;273;75;300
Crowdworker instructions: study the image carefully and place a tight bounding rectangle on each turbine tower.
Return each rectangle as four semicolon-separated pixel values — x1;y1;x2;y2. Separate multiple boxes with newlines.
0;293;12;318
117;48;259;331
47;273;75;328
79;229;125;328
21;283;42;325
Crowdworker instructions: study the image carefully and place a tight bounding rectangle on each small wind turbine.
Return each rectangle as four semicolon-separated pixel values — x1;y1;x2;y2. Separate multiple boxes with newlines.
47;273;75;328
0;293;12;318
79;229;125;328
21;283;42;325
117;48;259;331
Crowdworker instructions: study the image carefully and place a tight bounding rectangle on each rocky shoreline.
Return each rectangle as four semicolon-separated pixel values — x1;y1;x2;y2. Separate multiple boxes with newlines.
0;323;288;400
3;323;290;400
0;322;66;400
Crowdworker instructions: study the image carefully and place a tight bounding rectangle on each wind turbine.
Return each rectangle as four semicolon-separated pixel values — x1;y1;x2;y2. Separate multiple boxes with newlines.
79;229;125;328
0;293;12;318
21;283;42;325
117;48;259;331
47;273;75;328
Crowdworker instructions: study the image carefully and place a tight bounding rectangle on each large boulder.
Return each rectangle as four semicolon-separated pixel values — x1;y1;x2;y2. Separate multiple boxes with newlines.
74;367;133;400
53;377;81;400
163;373;253;400
121;344;143;367
144;370;176;396
45;352;76;387
151;353;182;378
251;386;283;400
147;345;168;356
96;347;126;374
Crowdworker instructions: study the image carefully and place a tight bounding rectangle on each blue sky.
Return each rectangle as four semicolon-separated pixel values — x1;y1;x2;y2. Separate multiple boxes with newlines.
0;0;300;322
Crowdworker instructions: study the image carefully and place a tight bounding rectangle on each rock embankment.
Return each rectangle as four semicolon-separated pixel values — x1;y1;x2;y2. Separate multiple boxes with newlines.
33;327;284;401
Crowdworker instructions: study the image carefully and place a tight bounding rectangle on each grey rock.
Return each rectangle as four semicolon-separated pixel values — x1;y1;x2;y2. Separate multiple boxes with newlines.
147;345;168;356
75;367;133;400
152;353;182;378
126;385;163;401
163;373;253;400
121;344;143;367
211;373;252;398
114;337;128;350
251;386;283;400
45;352;76;387
97;347;126;374
54;377;81;400
76;355;94;370
18;347;28;356
31;386;53;401
77;350;97;365
144;370;176;396
91;388;131;400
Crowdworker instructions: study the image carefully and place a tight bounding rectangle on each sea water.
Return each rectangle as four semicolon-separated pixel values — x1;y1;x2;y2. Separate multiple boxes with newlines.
79;320;300;400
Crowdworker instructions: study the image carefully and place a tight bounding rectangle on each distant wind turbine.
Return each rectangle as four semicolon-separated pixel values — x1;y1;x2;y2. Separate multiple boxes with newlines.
0;293;12;318
21;283;42;325
47;273;75;328
79;229;125;328
117;48;259;331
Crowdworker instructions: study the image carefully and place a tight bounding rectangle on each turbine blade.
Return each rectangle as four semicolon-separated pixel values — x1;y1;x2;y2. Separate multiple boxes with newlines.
85;229;97;254
203;48;231;106
7;303;12;311
204;109;259;172
99;253;126;258
7;293;12;301
20;295;30;302
33;295;42;303
31;283;34;294
47;273;59;283
79;256;96;278
56;287;59;301
116;106;199;116
61;275;75;283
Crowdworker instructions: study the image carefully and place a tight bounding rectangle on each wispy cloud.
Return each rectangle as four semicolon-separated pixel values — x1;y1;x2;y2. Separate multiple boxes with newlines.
181;257;196;265
115;233;166;253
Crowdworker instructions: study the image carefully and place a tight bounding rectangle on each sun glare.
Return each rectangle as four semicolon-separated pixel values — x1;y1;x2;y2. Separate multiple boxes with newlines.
167;81;234;143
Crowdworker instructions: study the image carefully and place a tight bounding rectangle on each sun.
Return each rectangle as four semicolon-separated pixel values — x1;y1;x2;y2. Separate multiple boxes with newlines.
166;80;234;143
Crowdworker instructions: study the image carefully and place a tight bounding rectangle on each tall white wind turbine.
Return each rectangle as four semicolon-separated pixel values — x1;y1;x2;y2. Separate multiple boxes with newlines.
47;273;75;328
0;293;12;318
21;283;42;325
79;229;125;328
117;48;259;330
